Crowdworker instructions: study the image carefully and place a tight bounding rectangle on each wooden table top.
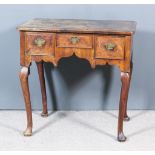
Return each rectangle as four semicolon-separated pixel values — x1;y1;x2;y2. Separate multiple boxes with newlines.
17;18;136;35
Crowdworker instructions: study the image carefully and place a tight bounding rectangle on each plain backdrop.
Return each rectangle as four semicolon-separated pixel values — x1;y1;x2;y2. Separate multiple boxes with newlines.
0;4;154;110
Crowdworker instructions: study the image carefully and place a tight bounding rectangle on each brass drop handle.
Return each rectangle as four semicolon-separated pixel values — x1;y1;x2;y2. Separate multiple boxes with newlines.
104;43;116;51
34;37;46;47
70;36;80;44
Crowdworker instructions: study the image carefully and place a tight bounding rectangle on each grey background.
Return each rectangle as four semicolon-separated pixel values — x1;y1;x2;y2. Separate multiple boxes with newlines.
0;4;154;110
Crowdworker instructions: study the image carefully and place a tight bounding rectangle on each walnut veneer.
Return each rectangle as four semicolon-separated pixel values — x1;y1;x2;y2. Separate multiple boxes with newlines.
17;18;136;142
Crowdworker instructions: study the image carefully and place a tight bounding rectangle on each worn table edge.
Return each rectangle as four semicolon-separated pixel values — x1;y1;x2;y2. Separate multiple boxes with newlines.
16;18;137;35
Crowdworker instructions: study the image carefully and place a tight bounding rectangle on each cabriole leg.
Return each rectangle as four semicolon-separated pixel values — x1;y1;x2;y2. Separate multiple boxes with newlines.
117;72;130;142
19;66;32;136
124;62;133;121
36;61;48;117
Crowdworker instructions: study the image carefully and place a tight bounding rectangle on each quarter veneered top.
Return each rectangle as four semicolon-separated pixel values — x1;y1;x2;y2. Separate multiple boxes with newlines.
17;18;136;35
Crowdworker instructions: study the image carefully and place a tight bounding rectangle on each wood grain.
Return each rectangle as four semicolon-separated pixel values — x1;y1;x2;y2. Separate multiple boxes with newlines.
20;31;25;66
117;72;130;142
95;35;125;59
18;19;136;141
124;61;133;121
19;67;32;136
56;33;93;48
36;61;48;117
17;18;136;35
25;32;55;56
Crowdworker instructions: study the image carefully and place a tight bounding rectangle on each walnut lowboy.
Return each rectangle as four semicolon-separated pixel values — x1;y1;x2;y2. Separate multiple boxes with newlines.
17;19;136;142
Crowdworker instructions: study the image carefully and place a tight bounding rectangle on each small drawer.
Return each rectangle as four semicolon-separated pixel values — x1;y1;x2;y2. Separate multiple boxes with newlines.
25;32;54;56
56;34;93;48
95;36;125;60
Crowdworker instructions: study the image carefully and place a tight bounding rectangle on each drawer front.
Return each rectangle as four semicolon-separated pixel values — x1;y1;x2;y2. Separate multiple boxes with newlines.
25;32;54;56
95;36;125;59
56;34;93;48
